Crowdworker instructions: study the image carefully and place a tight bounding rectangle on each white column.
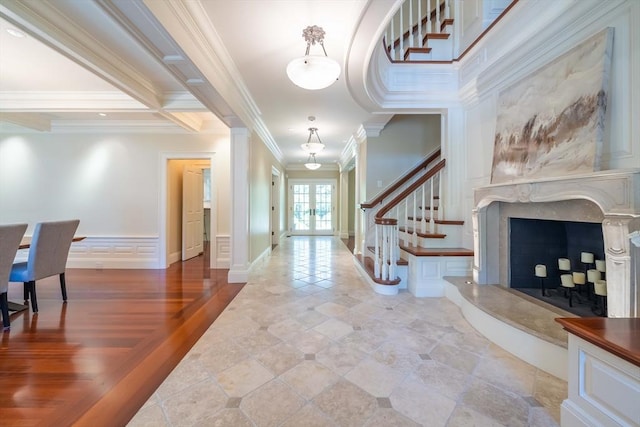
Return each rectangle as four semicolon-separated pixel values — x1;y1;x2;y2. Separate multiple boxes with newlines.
228;127;251;283
602;216;639;317
339;168;349;239
354;129;367;255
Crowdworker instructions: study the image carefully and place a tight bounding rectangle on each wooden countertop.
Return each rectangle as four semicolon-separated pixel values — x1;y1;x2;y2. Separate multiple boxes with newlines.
555;317;640;367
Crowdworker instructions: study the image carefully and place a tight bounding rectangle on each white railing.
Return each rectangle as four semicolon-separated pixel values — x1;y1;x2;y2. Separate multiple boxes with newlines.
385;0;455;61
362;156;446;283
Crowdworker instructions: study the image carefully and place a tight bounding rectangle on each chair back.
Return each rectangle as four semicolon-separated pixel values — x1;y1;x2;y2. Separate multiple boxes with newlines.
0;223;28;293
27;220;80;281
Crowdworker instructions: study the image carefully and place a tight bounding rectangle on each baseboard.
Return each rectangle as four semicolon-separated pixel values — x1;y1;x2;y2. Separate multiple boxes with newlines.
168;251;181;265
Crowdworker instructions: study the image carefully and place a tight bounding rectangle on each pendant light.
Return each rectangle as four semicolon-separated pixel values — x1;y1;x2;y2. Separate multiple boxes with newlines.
304;153;321;170
287;25;340;90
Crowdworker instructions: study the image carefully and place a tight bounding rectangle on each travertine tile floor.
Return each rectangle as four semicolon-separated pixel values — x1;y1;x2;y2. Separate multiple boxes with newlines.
129;236;566;426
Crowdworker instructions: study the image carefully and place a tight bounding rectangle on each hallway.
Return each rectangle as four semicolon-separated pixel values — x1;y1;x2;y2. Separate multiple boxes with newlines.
129;236;565;426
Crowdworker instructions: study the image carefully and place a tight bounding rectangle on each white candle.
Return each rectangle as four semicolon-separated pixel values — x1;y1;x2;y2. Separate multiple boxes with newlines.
595;259;606;272
561;274;574;287
535;264;547;277
587;269;601;283
572;271;586;285
594;279;607;296
581;252;594;263
558;258;570;271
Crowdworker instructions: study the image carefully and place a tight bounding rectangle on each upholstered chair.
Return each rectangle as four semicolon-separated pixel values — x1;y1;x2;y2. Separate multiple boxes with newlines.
9;220;80;313
0;223;28;330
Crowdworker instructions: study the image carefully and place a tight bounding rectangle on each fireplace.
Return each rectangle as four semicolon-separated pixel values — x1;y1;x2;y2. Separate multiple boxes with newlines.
473;170;640;318
509;217;605;291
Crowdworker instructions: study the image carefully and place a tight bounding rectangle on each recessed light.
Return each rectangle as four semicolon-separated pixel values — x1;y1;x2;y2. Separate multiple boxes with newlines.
6;28;25;38
98;113;107;117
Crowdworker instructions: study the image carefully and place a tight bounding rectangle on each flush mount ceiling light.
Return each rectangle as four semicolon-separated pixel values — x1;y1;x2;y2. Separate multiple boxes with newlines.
304;153;321;170
6;28;25;38
286;25;341;90
301;127;325;152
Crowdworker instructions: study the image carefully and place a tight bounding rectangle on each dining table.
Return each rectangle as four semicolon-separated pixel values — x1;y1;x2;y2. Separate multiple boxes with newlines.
8;236;85;312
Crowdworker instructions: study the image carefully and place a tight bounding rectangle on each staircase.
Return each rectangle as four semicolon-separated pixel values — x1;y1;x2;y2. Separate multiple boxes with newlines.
384;0;456;62
356;148;473;296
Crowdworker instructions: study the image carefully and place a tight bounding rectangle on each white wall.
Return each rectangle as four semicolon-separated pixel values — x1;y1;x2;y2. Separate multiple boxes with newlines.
452;0;640;248
0;130;231;268
365;114;441;200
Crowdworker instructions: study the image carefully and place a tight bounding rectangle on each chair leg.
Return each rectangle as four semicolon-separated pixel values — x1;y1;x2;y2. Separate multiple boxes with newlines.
1;293;10;330
28;281;38;313
59;273;67;301
23;282;29;302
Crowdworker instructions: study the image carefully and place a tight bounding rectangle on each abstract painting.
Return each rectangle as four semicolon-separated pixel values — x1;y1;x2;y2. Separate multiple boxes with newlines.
490;28;613;184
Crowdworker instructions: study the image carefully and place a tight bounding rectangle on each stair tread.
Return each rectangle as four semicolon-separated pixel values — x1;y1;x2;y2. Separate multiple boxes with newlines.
398;227;446;239
365;247;408;265
404;47;432;60
400;245;474;257
355;254;402;285
406;217;464;225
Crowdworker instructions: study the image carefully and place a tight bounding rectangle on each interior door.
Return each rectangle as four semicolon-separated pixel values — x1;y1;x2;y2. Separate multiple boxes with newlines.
182;166;204;260
289;180;336;235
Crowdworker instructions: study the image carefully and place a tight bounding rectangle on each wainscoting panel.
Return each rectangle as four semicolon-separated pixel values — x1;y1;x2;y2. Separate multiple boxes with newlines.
215;235;230;268
14;237;161;269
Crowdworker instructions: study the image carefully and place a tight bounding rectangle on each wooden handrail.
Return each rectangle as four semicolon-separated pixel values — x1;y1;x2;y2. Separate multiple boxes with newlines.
361;148;441;209
375;158;446;221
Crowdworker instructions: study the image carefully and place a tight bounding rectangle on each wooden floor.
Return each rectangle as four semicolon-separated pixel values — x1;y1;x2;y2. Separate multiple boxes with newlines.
0;246;242;427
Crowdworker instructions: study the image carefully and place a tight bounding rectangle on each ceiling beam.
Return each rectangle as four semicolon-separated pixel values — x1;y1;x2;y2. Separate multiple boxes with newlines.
0;1;169;110
0;112;51;131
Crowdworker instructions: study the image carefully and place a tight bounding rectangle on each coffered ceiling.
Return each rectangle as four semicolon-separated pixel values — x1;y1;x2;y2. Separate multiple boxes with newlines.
0;0;398;168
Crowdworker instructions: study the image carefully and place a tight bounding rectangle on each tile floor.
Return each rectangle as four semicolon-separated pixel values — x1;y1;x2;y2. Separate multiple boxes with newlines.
128;236;566;426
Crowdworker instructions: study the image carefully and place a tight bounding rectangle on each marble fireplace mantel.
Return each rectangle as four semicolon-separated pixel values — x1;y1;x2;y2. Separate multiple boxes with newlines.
472;169;640;318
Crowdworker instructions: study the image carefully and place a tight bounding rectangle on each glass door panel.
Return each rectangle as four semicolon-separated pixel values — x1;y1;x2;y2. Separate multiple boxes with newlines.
289;180;335;235
314;184;332;231
292;184;310;231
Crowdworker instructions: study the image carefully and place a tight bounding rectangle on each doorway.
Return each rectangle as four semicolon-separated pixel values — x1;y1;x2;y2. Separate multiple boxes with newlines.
288;179;336;235
160;153;216;269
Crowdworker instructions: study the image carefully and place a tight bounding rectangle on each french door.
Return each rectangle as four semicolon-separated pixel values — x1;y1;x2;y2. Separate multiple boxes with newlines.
289;179;336;235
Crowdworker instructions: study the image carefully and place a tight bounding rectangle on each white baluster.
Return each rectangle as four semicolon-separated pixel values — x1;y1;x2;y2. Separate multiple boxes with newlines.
418;0;422;46
445;0;450;20
390;225;397;280
390;16;395;60
399;3;404;59
421;183;427;234
374;224;380;278
412;191;417;246
426;0;431;34
409;0;414;48
436;0;441;33
430;178;435;233
437;170;443;221
404;198;409;246
382;225;389;280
